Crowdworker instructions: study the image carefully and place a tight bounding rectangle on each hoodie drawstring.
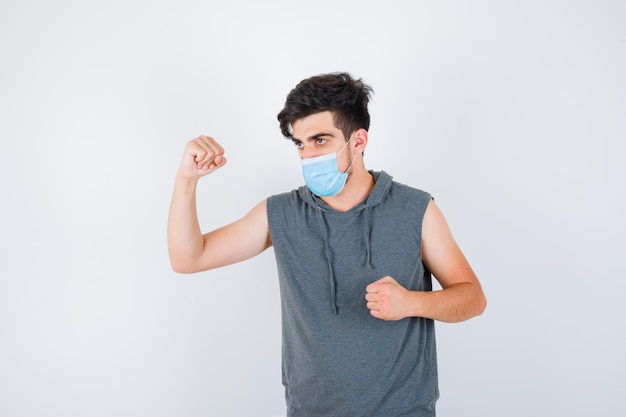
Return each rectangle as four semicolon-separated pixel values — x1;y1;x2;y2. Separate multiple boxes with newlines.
362;205;373;269
316;206;339;314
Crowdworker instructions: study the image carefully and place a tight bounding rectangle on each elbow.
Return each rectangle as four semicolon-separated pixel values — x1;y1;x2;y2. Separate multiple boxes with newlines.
457;289;487;322
468;280;487;318
169;255;215;274
169;257;201;274
474;292;488;317
171;264;194;274
168;247;205;274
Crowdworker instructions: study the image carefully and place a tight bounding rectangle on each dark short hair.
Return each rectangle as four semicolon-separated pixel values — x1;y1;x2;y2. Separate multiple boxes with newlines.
277;72;373;141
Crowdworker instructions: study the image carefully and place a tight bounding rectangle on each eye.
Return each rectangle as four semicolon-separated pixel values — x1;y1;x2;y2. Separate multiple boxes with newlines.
292;140;303;149
316;138;327;145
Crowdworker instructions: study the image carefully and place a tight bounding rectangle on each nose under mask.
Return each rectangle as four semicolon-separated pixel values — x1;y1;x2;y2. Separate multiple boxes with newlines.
301;139;357;197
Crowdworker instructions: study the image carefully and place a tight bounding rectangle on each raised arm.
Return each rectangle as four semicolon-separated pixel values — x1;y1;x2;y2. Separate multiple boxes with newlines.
167;135;271;274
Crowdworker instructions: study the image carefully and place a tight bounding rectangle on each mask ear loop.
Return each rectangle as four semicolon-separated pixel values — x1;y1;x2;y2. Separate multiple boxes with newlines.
336;135;353;156
343;152;358;174
339;134;358;174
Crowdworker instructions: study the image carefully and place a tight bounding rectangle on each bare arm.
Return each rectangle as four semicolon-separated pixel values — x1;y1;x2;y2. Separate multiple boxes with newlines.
366;199;486;323
167;136;271;274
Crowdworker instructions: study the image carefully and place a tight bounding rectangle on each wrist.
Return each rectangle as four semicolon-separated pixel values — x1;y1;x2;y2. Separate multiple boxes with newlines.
174;173;199;192
405;290;429;318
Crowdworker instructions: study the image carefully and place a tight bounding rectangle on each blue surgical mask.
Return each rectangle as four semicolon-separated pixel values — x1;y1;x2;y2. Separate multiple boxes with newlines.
301;139;357;197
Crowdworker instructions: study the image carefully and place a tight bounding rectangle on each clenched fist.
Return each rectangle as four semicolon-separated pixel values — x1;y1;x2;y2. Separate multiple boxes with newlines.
177;135;227;180
365;276;413;321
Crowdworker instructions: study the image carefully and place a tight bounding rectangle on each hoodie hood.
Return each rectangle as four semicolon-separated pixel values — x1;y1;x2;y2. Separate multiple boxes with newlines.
297;170;394;314
298;170;393;213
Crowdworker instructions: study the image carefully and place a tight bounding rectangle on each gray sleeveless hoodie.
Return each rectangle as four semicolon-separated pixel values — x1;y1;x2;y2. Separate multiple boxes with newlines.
267;171;438;417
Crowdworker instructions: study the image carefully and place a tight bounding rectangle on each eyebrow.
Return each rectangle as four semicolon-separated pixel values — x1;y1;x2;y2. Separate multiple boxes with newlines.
291;132;336;142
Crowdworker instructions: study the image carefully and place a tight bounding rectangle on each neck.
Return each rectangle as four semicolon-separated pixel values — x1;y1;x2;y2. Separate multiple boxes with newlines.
320;165;375;212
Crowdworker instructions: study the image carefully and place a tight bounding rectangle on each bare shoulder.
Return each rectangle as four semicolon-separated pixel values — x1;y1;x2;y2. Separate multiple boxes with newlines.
243;198;272;245
248;198;268;218
422;199;450;240
421;199;478;288
232;198;271;247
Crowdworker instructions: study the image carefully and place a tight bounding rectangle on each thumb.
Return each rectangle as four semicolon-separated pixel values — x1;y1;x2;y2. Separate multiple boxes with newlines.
366;276;395;292
366;277;385;292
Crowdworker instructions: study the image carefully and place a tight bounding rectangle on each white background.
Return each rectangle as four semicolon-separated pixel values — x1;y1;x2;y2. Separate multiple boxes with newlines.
1;1;624;416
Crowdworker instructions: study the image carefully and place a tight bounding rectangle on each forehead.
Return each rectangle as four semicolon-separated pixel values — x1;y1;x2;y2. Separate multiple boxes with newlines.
291;111;340;138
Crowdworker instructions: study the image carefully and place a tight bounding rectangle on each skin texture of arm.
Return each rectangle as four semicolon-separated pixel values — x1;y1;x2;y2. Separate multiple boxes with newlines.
167;136;271;274
365;199;487;323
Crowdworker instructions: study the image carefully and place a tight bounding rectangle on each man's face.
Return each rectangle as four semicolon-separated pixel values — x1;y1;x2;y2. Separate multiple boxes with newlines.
290;111;353;170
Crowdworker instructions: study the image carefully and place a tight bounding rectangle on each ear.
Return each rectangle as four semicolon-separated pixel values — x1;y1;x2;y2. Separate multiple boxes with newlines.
352;128;369;154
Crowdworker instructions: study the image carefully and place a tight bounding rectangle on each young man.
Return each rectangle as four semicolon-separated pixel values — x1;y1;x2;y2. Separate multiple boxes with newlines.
168;72;486;416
